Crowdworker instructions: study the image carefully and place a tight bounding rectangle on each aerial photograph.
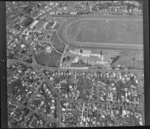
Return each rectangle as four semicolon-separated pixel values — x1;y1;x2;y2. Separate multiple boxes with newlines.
6;1;144;128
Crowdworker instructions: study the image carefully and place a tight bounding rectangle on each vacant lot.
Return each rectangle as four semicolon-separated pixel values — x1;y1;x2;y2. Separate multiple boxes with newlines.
67;19;143;45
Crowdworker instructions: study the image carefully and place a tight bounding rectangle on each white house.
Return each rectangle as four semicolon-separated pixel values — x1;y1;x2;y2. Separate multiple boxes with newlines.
72;57;79;63
30;20;39;29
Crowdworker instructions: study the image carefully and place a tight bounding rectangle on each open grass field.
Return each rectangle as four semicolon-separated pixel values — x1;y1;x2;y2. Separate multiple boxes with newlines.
67;18;143;45
52;35;65;53
56;15;143;49
34;50;61;67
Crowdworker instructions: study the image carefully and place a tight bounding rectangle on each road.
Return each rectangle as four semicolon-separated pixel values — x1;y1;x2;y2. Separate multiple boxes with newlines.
7;59;143;74
8;98;59;124
59;45;68;67
7;12;144;127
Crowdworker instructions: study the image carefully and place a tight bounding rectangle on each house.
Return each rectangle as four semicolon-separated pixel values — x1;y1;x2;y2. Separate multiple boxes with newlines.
50;12;55;15
43;22;49;29
72;57;79;63
56;11;62;15
30;20;39;29
70;11;77;15
51;21;57;29
45;46;52;53
49;2;54;6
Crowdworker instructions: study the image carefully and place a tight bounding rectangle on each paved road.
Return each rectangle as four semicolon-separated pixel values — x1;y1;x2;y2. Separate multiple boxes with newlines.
8;98;58;123
8;59;143;73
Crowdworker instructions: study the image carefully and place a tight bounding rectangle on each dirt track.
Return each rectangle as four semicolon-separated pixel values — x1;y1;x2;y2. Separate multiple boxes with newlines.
57;15;143;50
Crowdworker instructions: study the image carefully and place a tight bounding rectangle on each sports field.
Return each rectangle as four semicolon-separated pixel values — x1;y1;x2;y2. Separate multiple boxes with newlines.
67;19;143;45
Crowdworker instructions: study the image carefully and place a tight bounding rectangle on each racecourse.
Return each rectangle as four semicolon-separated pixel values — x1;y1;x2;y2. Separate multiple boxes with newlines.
57;15;143;50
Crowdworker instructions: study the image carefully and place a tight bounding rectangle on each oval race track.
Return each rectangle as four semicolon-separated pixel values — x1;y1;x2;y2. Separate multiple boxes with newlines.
57;15;143;50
